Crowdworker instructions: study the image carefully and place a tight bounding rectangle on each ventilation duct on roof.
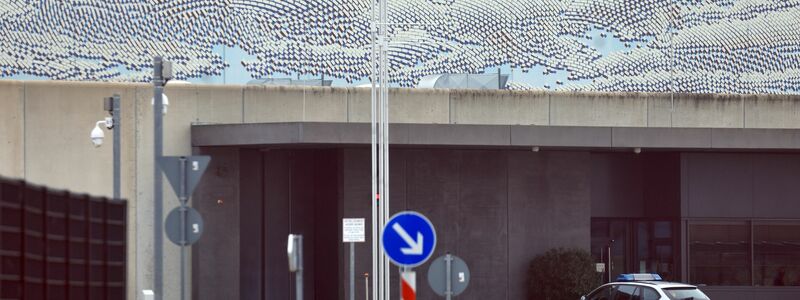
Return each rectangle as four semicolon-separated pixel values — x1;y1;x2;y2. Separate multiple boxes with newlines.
417;73;509;89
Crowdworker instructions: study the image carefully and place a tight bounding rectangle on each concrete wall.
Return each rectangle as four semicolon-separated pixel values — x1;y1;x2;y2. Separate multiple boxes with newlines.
192;147;241;300
0;81;23;178
591;153;645;218
681;153;800;219
590;153;682;219
507;151;592;299
1;80;800;299
681;153;800;300
0;81;251;300
341;148;591;300
223;149;343;300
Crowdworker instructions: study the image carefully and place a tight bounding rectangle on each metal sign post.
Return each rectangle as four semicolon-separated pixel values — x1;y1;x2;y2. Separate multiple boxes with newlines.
446;255;452;299
369;0;390;297
427;254;470;298
152;56;173;300
364;273;369;300
343;218;365;300
351;243;355;300
607;245;612;283
158;155;210;300
113;94;120;200
288;234;303;300
382;211;437;300
400;271;416;300
102;94;122;200
165;207;203;245
296;236;303;300
152;56;165;300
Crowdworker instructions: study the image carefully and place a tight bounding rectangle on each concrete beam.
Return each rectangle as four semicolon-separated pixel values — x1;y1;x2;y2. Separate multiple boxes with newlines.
612;127;711;149
511;125;611;147
193;122;800;151
711;128;800;149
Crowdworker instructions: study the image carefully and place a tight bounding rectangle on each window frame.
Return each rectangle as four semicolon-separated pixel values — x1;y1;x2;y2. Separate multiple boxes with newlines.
686;218;800;288
687;219;752;286
752;220;800;287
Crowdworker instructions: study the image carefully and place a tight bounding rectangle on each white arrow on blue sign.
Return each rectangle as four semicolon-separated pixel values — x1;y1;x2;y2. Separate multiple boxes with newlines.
381;211;436;268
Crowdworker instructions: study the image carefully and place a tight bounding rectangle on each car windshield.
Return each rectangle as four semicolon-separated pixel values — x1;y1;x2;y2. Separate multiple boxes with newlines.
663;287;710;300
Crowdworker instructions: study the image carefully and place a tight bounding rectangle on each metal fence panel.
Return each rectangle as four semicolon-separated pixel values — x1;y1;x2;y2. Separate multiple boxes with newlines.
0;177;127;300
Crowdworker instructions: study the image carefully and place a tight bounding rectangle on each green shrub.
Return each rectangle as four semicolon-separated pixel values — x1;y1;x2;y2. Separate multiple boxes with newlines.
528;247;600;300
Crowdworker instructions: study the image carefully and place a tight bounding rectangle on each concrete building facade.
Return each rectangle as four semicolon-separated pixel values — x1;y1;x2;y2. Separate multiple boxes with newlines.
2;80;800;299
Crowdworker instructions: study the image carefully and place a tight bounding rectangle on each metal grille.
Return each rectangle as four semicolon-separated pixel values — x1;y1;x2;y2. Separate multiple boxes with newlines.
0;177;127;300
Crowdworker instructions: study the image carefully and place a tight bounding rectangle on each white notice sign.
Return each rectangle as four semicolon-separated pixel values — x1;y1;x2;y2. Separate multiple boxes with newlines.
343;218;365;243
595;263;606;273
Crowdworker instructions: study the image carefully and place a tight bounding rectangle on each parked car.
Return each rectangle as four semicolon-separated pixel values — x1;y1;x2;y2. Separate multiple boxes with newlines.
581;273;710;300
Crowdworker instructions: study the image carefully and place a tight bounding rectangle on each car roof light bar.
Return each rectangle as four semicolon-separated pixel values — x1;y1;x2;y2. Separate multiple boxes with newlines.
616;273;663;282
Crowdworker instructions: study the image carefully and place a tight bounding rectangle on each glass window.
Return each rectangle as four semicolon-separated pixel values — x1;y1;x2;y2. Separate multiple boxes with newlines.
630;287;643;300
641;287;660;300
613;285;636;300
635;221;676;280
587;285;614;300
593;219;677;282
689;222;751;285
654;221;672;239
591;219;631;282
637;222;650;273
591;219;610;264
754;221;800;286
663;287;710;300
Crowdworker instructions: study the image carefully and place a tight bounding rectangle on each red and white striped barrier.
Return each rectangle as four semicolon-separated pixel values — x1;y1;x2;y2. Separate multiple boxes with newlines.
401;271;416;300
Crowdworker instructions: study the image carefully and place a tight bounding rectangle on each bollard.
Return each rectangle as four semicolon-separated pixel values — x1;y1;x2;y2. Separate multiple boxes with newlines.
365;273;370;300
142;290;154;300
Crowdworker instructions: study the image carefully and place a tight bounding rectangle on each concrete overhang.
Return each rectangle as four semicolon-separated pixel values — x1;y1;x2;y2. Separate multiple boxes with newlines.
191;122;800;151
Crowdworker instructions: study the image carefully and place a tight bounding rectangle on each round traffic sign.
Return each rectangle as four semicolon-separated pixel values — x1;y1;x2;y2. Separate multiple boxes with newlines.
165;206;204;246
427;254;470;297
381;211;436;268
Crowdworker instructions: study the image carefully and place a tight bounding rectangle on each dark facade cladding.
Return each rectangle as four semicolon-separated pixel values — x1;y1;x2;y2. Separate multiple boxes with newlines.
0;177;127;300
191;147;800;300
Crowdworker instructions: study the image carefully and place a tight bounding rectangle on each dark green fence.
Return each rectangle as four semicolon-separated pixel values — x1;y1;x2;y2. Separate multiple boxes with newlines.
0;177;126;300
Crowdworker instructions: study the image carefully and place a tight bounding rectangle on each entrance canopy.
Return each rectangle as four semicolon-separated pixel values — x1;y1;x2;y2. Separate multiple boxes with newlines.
192;122;800;151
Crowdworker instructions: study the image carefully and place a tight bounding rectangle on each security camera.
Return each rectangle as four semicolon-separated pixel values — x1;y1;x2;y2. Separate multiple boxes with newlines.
90;117;113;147
151;93;169;115
91;121;105;147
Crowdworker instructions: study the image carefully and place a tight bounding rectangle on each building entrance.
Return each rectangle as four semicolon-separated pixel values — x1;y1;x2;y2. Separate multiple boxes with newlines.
591;219;679;282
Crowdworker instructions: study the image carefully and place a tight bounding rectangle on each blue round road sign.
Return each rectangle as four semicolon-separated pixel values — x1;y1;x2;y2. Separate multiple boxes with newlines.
381;211;436;267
